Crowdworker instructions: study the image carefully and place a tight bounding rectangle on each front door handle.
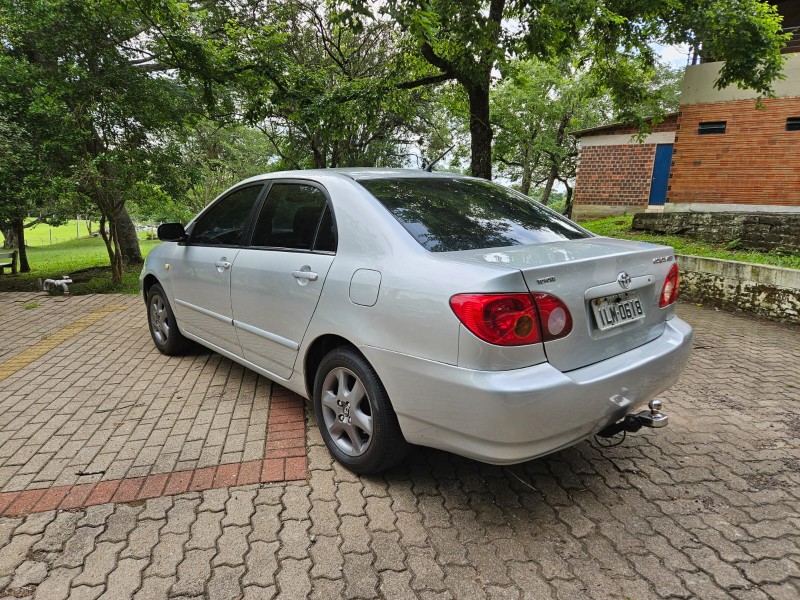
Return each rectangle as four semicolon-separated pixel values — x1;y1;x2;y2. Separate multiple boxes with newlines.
292;270;318;281
215;260;231;270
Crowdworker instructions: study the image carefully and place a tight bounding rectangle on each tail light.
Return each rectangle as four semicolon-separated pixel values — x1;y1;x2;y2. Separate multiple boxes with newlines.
532;293;573;341
450;293;572;346
659;263;680;308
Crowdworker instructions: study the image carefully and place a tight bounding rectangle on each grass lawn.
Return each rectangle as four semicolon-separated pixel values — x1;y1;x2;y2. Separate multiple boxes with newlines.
0;236;159;295
0;218;136;247
579;215;800;270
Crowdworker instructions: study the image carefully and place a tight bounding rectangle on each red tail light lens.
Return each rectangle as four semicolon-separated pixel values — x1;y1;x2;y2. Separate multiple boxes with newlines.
659;263;680;308
532;293;573;341
450;293;573;346
450;294;541;346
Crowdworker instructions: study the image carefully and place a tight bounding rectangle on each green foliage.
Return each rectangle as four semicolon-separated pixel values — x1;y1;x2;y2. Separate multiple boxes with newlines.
341;0;788;178
0;0;211;279
230;2;440;170
179;123;278;212
125;183;194;225
581;216;800;270
492;57;683;205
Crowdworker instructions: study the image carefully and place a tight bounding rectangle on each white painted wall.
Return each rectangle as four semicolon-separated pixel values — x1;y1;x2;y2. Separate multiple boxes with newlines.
579;132;676;147
681;53;800;105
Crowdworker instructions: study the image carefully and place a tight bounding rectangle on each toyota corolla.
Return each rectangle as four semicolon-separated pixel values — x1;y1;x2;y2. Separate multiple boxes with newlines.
141;169;692;473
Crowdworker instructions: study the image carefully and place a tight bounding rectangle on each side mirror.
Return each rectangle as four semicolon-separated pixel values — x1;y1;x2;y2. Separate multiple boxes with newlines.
157;223;186;242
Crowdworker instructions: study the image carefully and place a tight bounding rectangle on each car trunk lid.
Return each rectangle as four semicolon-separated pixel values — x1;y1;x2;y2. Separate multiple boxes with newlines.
440;238;677;372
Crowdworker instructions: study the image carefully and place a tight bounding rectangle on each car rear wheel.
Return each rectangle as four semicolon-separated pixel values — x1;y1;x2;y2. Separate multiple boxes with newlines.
314;347;408;474
147;283;192;355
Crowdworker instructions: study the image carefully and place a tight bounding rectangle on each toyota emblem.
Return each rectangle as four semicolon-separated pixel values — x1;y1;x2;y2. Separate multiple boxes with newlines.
617;272;631;289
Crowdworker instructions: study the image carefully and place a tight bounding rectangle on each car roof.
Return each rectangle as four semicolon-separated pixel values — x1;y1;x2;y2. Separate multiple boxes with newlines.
239;168;471;185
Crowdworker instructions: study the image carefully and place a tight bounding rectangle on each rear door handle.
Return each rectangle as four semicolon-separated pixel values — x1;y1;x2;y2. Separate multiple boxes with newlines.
215;260;231;269
292;270;318;281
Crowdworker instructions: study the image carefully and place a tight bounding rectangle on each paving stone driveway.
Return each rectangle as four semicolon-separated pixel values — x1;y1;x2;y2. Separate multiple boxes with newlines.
0;292;798;599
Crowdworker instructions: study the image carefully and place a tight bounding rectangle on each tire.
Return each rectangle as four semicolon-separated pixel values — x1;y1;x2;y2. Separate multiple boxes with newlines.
146;283;192;355
313;347;409;474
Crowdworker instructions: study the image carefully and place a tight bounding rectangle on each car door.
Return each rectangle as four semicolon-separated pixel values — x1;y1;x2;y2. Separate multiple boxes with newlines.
170;183;266;354
231;181;336;379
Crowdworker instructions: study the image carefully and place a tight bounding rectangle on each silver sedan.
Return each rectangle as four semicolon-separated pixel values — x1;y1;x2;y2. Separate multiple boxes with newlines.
140;169;692;473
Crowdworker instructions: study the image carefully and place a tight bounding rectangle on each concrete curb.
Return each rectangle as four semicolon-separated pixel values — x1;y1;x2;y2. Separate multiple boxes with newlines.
677;254;800;324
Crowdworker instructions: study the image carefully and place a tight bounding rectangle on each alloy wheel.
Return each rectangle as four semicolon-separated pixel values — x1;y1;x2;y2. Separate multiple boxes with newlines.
320;367;374;456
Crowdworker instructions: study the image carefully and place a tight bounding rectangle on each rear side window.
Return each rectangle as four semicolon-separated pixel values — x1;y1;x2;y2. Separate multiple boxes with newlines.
250;183;333;251
358;177;589;252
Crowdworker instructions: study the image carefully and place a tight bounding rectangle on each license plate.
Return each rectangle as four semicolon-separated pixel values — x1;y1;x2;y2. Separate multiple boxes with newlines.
591;291;645;331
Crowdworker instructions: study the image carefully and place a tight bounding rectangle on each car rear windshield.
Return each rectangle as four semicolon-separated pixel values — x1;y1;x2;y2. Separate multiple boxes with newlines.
358;177;590;252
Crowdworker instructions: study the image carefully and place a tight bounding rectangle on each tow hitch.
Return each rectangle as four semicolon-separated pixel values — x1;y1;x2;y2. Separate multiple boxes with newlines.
597;399;668;438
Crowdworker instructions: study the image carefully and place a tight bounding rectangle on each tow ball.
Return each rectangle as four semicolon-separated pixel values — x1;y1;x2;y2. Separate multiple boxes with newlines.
597;399;668;438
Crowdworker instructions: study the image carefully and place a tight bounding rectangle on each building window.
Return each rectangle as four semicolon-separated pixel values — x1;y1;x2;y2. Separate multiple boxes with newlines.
787;117;800;131
698;121;727;135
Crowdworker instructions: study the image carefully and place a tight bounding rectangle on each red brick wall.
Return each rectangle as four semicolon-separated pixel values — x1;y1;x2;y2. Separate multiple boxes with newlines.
573;144;658;210
669;98;800;207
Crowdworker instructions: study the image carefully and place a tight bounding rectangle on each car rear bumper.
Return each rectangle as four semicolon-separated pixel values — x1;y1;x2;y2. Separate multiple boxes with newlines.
361;316;692;465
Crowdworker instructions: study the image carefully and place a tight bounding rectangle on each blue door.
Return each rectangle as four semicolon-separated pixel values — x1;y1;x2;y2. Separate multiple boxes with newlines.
648;144;673;206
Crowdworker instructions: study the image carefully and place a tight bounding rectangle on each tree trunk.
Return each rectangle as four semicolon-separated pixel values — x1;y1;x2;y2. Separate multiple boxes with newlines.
541;110;573;205
100;213;124;285
116;204;142;265
540;167;558;206
2;226;16;249
12;218;30;273
520;145;533;196
563;182;574;219
465;80;493;180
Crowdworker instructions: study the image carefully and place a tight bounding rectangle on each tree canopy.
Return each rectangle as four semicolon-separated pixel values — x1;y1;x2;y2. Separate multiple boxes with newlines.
342;0;789;178
0;0;792;280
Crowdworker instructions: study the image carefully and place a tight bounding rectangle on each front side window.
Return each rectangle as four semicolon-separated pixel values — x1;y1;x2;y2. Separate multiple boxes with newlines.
191;185;264;246
359;177;589;252
250;183;332;251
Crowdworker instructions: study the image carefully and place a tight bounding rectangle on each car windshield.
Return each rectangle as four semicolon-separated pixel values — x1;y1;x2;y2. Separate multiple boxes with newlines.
358;177;590;252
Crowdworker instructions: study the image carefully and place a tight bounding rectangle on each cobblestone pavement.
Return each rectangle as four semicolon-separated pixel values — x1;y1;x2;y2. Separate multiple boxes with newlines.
0;292;799;599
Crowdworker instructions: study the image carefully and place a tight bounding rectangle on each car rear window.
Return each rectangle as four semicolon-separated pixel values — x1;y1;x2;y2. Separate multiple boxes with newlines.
358;177;589;252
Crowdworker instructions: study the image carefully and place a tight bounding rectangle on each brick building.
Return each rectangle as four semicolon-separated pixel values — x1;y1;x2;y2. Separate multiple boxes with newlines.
573;0;800;218
571;114;679;217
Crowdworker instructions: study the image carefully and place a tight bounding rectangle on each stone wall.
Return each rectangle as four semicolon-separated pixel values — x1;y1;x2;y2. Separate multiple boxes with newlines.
633;212;800;254
676;255;800;324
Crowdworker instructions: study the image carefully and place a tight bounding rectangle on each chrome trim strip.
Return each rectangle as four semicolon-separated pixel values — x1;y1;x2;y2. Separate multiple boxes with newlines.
233;320;300;351
175;299;233;324
584;275;654;300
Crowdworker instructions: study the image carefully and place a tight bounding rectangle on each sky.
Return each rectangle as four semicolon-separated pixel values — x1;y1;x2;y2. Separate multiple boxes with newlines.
653;43;694;70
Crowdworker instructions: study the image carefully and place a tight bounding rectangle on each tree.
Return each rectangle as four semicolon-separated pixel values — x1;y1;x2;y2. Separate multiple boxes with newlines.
178;122;277;213
493;58;682;216
0;0;205;283
493;58;681;193
229;1;438;170
343;0;789;179
0;117;36;271
0;58;77;272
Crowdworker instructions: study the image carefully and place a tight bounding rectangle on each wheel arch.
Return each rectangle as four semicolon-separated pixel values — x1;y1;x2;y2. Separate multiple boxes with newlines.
142;273;160;301
303;334;357;399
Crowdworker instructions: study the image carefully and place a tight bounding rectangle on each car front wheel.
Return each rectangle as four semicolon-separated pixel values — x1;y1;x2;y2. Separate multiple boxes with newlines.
314;347;408;474
146;283;191;355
